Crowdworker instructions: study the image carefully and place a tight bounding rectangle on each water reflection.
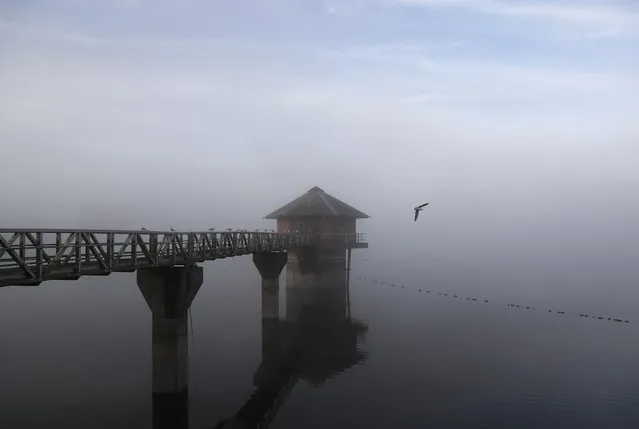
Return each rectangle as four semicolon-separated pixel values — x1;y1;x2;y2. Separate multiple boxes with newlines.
212;259;369;429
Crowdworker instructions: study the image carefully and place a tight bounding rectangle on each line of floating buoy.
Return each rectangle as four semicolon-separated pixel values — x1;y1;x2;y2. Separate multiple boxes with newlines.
356;276;630;325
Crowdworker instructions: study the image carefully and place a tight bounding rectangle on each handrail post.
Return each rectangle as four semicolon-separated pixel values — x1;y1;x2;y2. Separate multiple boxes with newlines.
74;232;81;275
187;233;194;263
55;232;62;255
35;232;43;281
19;233;25;264
150;233;158;264
107;233;114;271
131;233;137;266
84;234;91;263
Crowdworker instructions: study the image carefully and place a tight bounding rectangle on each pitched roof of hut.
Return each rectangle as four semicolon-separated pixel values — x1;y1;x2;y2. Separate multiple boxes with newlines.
264;186;369;219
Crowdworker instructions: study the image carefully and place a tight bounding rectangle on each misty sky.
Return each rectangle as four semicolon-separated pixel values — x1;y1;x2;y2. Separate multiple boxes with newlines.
1;0;638;274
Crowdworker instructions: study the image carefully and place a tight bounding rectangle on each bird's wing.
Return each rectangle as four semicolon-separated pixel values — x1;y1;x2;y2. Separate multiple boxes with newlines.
418;202;430;208
414;209;419;221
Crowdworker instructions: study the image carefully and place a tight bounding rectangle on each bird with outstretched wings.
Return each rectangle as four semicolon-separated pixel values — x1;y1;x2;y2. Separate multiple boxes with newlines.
413;202;429;221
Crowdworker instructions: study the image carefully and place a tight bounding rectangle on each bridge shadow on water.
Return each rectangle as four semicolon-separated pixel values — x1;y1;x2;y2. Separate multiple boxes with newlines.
154;259;368;429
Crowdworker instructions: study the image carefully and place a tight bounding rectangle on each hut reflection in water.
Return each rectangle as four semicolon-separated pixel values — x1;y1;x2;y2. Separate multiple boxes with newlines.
215;256;368;429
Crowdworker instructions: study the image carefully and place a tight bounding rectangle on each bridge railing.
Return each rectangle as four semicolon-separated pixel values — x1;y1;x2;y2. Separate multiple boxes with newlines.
0;229;314;286
314;233;367;244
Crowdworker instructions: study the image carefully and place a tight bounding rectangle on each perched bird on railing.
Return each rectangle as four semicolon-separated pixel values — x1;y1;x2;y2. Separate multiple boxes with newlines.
414;202;430;221
208;228;215;231
141;226;148;231
170;226;175;231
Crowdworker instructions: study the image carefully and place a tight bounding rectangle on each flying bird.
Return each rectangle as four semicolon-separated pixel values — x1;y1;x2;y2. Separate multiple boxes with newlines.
413;202;429;221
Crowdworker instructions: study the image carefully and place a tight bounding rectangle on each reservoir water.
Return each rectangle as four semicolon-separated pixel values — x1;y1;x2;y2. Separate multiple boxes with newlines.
1;253;638;429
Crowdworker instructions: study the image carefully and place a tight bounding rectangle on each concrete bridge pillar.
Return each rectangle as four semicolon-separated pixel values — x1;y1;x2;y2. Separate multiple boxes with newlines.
137;265;204;429
253;251;287;289
253;252;287;319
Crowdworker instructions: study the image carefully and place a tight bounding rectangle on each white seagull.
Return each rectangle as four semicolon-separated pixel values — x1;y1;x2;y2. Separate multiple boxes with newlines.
414;202;429;222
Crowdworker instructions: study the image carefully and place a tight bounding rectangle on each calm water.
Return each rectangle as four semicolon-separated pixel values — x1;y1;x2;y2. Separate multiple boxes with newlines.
1;253;638;429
